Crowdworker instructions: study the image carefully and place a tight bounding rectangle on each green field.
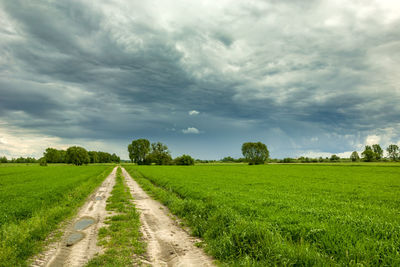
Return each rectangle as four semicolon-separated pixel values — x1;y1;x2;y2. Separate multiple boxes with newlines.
124;164;400;266
0;164;113;266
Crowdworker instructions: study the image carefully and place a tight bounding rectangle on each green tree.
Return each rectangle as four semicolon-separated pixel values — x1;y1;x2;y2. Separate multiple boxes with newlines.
0;156;7;163
66;146;90;165
362;146;375;162
221;156;235;162
350;151;360;162
386;144;399;161
174;154;195;165
58;151;66;163
43;148;66;163
128;144;133;162
372;144;383;160
98;151;112;163
241;142;269;165
88;151;99;163
148;142;172;165
111;153;120;163
39;157;47;166
330;155;340;162
44;148;60;163
128;139;150;165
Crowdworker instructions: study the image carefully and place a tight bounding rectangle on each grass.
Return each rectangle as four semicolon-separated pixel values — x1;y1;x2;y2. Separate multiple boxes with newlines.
124;164;400;266
0;164;113;266
86;167;145;266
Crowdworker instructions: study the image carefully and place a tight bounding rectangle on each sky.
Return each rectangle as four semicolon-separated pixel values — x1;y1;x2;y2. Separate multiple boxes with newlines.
1;0;400;160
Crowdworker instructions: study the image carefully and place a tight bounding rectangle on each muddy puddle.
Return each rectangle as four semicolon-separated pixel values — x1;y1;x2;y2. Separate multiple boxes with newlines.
73;217;96;231
66;232;85;246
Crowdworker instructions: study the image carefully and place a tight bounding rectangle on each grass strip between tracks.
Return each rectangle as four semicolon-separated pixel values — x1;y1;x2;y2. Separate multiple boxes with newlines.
86;167;145;266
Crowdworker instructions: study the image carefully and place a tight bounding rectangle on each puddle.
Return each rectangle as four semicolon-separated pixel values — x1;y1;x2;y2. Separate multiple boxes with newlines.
66;232;85;246
74;217;96;231
95;196;103;200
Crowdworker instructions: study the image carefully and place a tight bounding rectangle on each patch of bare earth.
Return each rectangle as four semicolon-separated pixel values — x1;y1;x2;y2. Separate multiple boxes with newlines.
31;167;117;267
122;167;215;267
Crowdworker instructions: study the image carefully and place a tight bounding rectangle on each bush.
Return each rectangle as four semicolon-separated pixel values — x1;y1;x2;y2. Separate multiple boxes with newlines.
174;155;195;165
39;158;47;166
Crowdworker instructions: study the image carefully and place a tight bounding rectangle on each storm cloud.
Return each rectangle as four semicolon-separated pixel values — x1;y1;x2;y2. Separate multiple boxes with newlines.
1;0;400;159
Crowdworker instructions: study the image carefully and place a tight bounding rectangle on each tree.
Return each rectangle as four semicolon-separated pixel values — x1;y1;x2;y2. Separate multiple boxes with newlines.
44;148;60;163
39;157;47;166
97;151;112;163
174;154;195;165
59;150;66;163
128;144;133;162
372;144;383;160
350;151;360;162
241;142;269;165
66;146;90;165
111;153;120;163
43;148;66;163
128;139;150;165
282;158;295;163
361;146;375;162
330;155;340;162
386;144;399;161
148;142;172;165
88;151;99;163
221;156;235;162
0;156;7;163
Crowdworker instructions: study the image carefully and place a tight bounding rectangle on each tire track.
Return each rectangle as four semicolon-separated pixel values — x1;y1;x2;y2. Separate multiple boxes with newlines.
31;167;117;267
122;167;215;267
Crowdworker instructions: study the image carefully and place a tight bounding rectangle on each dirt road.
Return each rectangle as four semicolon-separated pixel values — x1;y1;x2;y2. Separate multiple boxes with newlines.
122;167;215;267
31;167;117;267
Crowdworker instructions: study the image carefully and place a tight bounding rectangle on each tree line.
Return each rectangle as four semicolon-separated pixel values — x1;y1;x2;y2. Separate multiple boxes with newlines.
128;139;195;165
42;146;120;165
221;143;400;164
0;156;38;164
127;140;270;166
1;141;398;166
353;144;400;162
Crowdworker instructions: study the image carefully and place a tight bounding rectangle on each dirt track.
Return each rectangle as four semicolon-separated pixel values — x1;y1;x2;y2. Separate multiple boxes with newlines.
122;167;215;267
31;167;117;267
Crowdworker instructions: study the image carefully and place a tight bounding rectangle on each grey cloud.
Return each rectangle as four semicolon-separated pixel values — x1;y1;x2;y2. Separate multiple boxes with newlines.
1;0;400;159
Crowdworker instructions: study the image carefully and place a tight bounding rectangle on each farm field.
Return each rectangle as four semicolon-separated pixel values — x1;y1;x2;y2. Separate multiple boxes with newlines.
0;164;113;266
124;164;400;266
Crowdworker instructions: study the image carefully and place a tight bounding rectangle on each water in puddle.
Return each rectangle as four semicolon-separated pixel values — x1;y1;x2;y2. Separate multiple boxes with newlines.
95;196;103;200
66;232;84;246
74;217;95;231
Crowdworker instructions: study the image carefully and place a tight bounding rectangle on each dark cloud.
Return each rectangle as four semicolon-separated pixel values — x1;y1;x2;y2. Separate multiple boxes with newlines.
1;0;400;159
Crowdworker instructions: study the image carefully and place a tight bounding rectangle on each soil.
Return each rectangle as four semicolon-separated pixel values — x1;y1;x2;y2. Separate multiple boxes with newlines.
122;167;215;267
31;167;117;267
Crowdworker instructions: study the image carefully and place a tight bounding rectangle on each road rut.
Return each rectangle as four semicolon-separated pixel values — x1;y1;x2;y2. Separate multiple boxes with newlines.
122;167;215;267
31;167;117;267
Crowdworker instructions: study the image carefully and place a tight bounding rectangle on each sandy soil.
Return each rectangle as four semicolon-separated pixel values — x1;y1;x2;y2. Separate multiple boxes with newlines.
31;167;117;267
122;167;215;267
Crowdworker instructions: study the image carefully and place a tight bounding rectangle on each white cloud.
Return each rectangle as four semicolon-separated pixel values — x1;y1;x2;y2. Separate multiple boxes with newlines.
0;123;66;158
188;110;200;116
182;127;200;134
0;122;125;159
365;135;381;146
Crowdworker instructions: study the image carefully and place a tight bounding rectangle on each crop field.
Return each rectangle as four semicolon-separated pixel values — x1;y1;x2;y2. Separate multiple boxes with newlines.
124;164;400;266
0;164;113;266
